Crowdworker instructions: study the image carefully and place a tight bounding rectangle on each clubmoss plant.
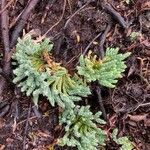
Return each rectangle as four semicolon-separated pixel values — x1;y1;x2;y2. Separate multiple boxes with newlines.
112;128;134;150
13;35;90;108
130;31;140;42
58;105;106;150
77;48;130;88
13;35;132;150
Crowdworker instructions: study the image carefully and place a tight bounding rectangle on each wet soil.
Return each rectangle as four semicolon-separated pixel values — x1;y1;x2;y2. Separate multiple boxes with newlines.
0;0;150;149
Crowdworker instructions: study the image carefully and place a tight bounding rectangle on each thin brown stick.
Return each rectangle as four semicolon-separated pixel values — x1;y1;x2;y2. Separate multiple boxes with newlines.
133;102;150;111
38;3;93;51
43;0;66;36
17;107;58;126
82;32;102;56
9;8;24;29
23;103;32;150
0;0;15;15
53;6;94;56
138;102;150;107
103;3;127;28
96;86;107;121
0;0;11;96
36;0;67;42
1;0;11;75
63;2;89;30
0;105;10;117
10;0;39;48
99;23;112;59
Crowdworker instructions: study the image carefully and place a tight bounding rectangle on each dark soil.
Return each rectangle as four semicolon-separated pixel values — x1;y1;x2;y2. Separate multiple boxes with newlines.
0;0;150;150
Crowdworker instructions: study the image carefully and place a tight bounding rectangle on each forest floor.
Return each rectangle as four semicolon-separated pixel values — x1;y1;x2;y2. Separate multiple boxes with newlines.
0;0;150;150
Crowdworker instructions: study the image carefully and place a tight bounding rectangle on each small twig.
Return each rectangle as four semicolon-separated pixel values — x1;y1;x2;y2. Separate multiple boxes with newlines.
63;2;89;30
17;116;37;126
42;0;66;36
99;23;112;59
139;102;150;107
81;23;112;58
133;102;150;111
17;107;58;126
10;100;19;133
1;0;11;75
37;0;89;53
0;100;9;109
0;105;10;117
36;0;67;42
23;103;32;150
10;7;24;29
96;86;107;121
103;3;127;28
0;0;15;15
82;32;102;56
10;0;39;48
37;2;93;51
53;4;94;56
0;0;11;96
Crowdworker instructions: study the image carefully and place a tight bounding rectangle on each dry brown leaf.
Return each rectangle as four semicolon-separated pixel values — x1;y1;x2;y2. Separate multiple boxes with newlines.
128;114;148;122
142;1;150;9
142;39;150;47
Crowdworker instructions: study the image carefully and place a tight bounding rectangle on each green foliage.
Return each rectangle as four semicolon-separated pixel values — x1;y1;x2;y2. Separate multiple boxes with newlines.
112;129;134;150
58;105;106;150
13;35;90;108
13;35;132;150
130;32;140;42
77;48;130;88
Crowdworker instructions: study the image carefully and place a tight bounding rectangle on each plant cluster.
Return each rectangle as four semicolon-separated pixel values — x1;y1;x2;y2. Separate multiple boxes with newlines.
13;36;90;108
13;35;132;150
58;106;106;150
129;31;140;42
77;48;130;88
112;129;134;150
